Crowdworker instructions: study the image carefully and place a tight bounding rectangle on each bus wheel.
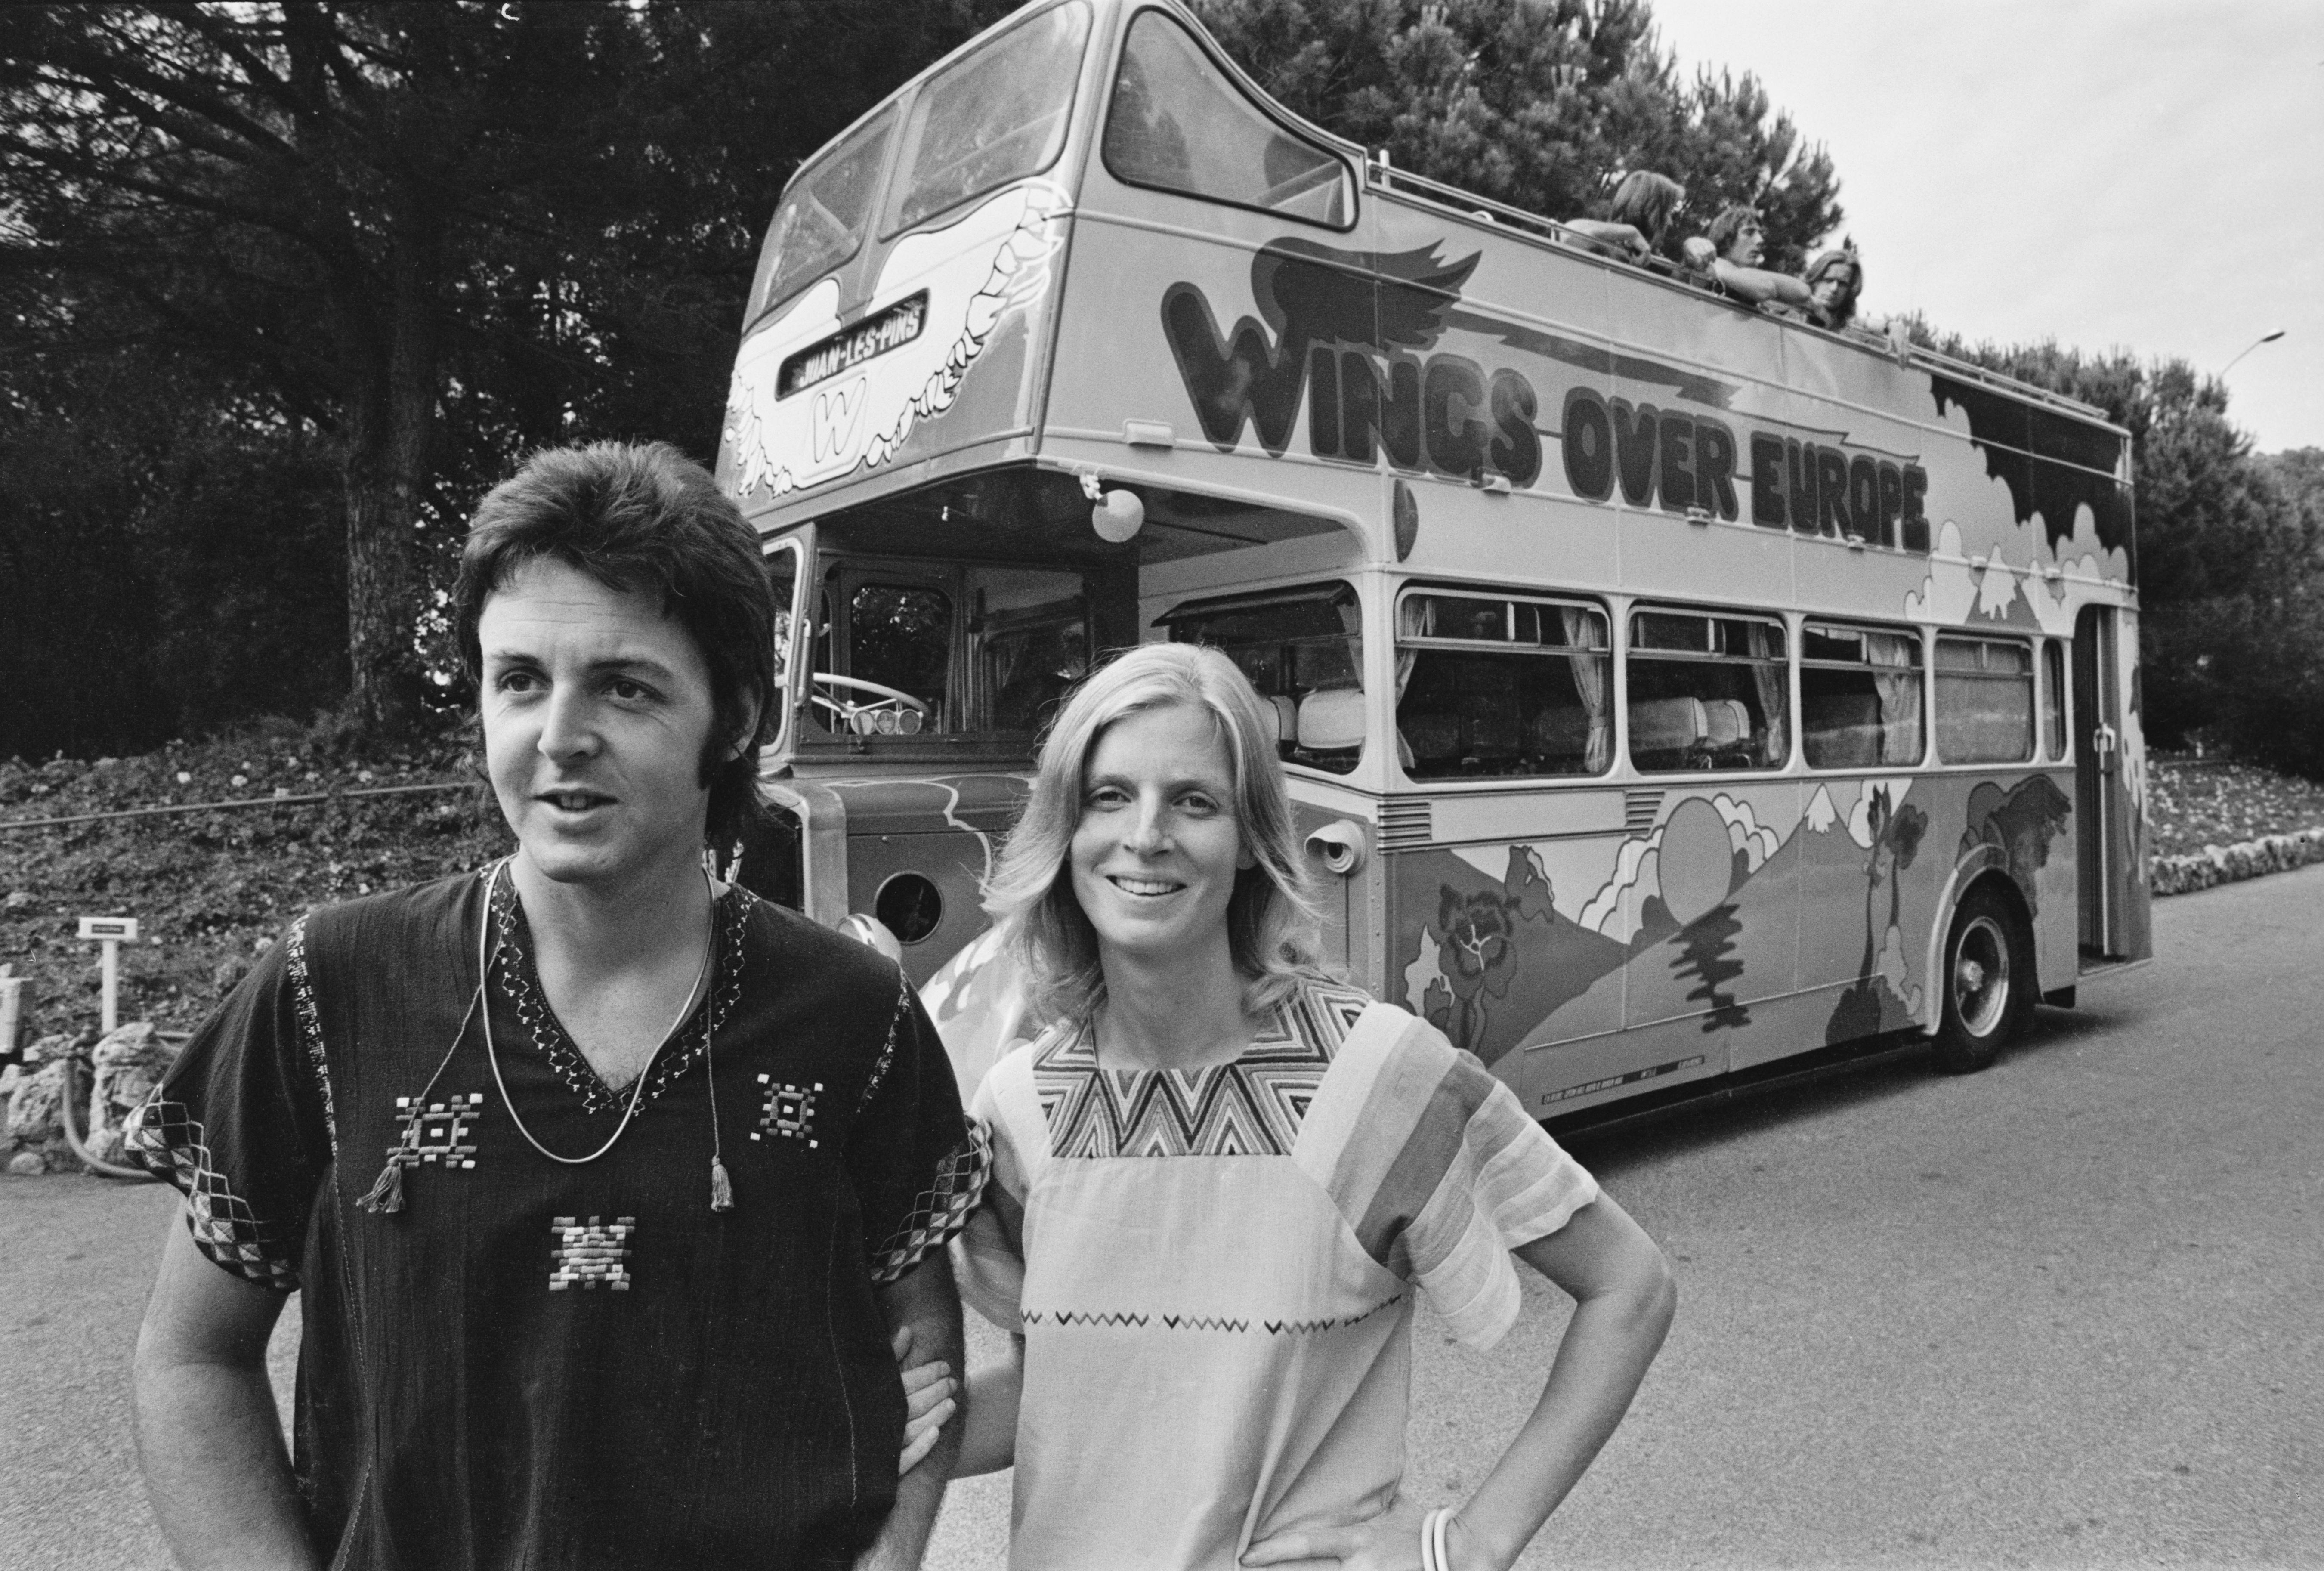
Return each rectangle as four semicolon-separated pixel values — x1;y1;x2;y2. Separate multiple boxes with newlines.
1932;888;2029;1075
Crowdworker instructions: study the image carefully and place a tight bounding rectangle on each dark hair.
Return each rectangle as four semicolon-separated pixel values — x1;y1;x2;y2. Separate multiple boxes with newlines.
453;441;774;849
1707;204;1761;258
1607;172;1685;244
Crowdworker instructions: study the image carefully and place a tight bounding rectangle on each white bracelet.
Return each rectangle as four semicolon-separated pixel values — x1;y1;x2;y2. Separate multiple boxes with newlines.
1419;1506;1456;1571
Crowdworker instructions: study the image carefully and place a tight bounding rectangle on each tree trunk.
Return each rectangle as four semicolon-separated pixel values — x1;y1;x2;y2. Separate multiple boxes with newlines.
341;200;442;740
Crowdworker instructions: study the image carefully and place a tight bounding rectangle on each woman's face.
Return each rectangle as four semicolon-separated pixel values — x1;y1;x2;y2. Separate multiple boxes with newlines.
1069;702;1254;970
1812;265;1857;313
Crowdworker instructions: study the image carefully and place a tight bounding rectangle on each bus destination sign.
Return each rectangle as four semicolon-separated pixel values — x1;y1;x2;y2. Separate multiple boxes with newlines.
779;291;930;400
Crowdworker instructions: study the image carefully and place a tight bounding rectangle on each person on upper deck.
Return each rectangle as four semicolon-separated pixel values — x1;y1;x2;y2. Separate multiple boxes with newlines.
1682;204;1814;312
1561;171;1686;263
1802;241;1866;330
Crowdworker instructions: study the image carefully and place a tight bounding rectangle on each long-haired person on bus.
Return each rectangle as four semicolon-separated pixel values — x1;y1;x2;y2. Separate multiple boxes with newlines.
941;642;1676;1571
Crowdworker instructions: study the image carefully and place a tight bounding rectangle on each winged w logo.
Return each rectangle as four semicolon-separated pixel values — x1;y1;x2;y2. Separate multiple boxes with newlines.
810;379;869;464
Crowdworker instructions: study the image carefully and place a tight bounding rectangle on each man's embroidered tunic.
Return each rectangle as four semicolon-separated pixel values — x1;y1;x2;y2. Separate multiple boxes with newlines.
132;870;983;1569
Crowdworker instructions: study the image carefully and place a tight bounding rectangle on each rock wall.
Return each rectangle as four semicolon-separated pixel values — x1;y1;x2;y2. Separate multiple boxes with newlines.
2150;827;2324;898
2;1022;179;1175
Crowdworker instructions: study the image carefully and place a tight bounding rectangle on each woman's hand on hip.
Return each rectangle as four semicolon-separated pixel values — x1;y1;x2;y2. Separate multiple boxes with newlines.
1243;1496;1480;1570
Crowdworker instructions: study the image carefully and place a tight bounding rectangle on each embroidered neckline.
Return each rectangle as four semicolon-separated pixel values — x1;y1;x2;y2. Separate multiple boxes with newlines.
1029;980;1371;1158
488;875;754;1116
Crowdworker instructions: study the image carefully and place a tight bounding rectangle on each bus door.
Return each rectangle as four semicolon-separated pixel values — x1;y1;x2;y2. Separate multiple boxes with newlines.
2073;604;2133;959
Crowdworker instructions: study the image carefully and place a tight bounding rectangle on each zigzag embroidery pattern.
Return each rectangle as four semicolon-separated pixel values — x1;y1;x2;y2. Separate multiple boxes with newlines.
1022;1291;1403;1337
1034;980;1372;1159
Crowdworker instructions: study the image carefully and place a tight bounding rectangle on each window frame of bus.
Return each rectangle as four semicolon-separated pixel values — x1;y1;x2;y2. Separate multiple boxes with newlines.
763;536;806;756
1932;633;2037;765
1098;7;1357;232
2041;637;2069;761
878;0;1094;241
1624;605;1793;775
1391;585;1613;783
748;105;899;326
1798;618;1926;771
1156;581;1364;775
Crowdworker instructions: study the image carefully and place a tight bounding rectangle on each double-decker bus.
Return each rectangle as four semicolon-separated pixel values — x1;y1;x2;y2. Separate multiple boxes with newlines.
716;0;2149;1118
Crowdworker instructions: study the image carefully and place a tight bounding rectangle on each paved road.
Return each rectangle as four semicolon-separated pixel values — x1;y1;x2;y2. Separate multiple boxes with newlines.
7;866;2320;1570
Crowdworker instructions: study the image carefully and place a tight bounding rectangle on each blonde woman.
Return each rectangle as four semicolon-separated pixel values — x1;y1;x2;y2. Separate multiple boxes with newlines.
939;642;1675;1571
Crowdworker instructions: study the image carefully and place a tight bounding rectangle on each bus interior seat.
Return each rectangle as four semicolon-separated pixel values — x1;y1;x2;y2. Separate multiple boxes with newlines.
1462;700;1523;759
1807;693;1882;767
1399;712;1461;762
1264;693;1298;747
1700;699;1752;749
1527;706;1592;758
1297;688;1367;752
1629;696;1705;757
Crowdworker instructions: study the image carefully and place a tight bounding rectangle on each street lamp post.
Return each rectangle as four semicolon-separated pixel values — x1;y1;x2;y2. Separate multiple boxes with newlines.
2220;330;2286;377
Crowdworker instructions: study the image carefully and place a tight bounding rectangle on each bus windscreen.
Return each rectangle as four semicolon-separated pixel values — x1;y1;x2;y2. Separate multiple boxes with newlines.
752;107;896;322
884;1;1091;235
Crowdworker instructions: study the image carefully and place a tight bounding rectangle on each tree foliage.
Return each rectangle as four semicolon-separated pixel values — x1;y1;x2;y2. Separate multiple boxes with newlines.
1190;0;1842;264
0;0;1006;750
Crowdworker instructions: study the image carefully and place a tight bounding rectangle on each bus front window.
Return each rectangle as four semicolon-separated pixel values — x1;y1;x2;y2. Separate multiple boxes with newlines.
751;107;896;322
884;1;1092;235
805;558;1093;744
1160;584;1363;774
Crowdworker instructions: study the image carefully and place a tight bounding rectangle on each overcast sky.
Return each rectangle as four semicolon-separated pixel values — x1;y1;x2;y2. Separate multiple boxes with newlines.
1648;0;2323;455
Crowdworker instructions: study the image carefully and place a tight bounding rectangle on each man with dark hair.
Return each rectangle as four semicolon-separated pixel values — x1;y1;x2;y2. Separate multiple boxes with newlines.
1684;204;1816;312
130;441;977;1570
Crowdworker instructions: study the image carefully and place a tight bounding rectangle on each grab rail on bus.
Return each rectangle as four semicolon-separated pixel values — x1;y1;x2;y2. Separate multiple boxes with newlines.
1360;158;2117;435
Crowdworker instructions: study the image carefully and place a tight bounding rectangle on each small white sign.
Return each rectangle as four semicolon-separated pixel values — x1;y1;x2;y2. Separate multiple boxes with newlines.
77;916;140;941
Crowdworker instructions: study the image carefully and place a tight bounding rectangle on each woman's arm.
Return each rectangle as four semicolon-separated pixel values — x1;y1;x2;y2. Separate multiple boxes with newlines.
952;1333;1025;1478
1242;1194;1675;1571
1443;1194;1676;1569
134;1212;317;1571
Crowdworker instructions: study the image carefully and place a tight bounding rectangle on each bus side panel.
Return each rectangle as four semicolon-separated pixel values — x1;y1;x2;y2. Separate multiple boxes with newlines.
1040;179;1391;541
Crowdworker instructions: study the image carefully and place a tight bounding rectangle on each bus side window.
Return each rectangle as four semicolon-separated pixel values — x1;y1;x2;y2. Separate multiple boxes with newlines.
1801;621;1923;769
1158;584;1363;774
2042;638;2069;759
1103;11;1353;228
1626;609;1790;773
1934;635;2035;763
1393;591;1611;780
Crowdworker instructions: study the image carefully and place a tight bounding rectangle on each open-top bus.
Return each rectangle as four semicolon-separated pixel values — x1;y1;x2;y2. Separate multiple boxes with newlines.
715;0;2149;1118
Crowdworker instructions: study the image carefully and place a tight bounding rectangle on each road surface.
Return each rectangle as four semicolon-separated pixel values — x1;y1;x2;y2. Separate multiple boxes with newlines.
5;864;2318;1569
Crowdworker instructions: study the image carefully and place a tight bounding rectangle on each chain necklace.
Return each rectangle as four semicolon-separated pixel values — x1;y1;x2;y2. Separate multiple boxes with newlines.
481;859;719;1179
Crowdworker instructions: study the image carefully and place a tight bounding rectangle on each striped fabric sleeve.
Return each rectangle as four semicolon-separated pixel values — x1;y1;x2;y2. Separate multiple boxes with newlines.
951;1043;1042;1331
1324;1010;1599;1351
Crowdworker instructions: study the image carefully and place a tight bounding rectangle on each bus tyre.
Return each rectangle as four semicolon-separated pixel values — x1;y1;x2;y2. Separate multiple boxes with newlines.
1932;888;2030;1075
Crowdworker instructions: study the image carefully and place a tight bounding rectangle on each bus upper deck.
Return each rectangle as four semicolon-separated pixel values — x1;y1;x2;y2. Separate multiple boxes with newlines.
716;0;2148;1113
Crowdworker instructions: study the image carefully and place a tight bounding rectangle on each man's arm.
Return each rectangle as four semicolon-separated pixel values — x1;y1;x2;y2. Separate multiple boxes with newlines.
133;1211;317;1571
860;1250;964;1571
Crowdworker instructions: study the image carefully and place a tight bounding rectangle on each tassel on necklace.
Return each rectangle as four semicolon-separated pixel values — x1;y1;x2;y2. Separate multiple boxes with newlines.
710;1155;735;1213
358;1149;409;1214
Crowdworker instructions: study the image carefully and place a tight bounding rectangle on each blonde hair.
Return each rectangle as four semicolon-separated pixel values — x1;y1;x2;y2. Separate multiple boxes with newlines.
982;642;1327;1029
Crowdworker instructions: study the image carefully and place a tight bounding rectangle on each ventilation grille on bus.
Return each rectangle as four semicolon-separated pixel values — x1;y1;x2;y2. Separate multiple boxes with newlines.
1623;790;1665;835
1377;800;1433;851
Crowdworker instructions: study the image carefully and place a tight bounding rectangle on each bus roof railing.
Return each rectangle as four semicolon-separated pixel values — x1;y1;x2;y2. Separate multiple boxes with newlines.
1362;159;2119;437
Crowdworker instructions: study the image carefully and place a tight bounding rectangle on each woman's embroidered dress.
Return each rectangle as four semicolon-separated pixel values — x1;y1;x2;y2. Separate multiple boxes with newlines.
130;870;983;1570
956;979;1600;1571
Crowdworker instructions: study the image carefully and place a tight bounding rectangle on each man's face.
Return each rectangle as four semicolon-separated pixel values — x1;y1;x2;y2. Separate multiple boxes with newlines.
1724;217;1765;267
479;557;728;892
1812;266;1855;313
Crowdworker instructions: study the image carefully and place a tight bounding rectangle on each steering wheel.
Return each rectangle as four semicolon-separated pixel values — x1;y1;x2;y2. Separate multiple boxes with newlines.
810;672;932;736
